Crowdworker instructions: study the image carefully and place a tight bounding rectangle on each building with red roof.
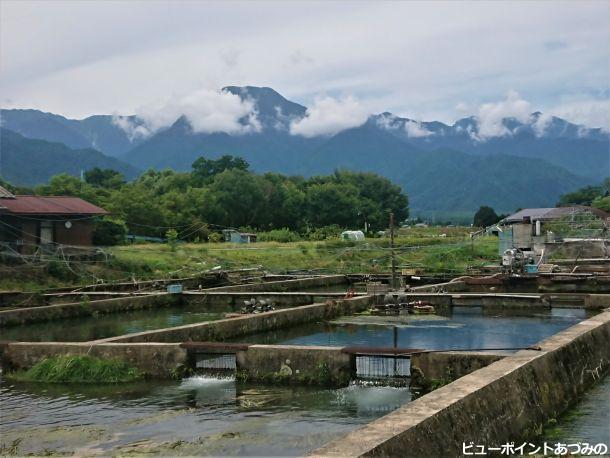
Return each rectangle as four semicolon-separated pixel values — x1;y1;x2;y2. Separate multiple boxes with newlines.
0;186;108;255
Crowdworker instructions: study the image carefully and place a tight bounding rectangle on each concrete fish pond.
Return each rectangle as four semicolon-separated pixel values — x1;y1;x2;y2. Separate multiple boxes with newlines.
0;274;609;456
0;304;227;342
237;306;594;351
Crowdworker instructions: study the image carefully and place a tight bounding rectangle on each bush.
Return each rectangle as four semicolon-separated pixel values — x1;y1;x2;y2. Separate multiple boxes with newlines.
10;355;143;383
306;225;342;241
92;218;127;246
165;228;178;252
208;232;222;243
47;259;73;281
257;228;301;243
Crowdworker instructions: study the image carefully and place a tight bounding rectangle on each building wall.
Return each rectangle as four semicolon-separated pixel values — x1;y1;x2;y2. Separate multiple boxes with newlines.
512;223;533;250
54;219;94;246
0;215;95;253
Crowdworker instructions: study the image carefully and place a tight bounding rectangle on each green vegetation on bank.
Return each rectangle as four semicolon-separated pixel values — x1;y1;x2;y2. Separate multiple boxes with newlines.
101;228;497;279
8;355;143;383
0;227;499;291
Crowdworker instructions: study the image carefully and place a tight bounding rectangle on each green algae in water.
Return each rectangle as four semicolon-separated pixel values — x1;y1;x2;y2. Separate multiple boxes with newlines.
9;355;143;383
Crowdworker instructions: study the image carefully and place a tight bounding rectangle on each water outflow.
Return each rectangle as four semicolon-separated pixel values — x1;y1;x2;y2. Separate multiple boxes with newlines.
0;372;412;456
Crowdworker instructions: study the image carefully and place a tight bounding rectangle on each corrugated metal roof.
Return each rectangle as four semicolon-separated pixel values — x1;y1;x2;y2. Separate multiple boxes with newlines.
0;196;108;215
505;206;607;223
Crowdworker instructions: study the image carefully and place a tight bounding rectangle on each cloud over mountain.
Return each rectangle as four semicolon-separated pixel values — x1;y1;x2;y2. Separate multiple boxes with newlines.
474;90;533;140
289;95;369;137
113;88;261;140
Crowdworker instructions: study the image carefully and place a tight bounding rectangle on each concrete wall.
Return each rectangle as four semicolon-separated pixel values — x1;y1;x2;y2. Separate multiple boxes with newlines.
206;274;349;292
410;351;506;389
236;344;353;387
410;281;466;293
66;272;229;293
545;239;610;260
98;295;375;344
1;342;188;378
449;275;610;295
584;294;610;309
311;309;610;457
0;291;45;308
0;293;181;327
182;292;335;309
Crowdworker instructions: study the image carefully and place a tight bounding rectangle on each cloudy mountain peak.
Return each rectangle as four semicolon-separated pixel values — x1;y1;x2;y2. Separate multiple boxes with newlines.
222;85;307;130
1;86;607;214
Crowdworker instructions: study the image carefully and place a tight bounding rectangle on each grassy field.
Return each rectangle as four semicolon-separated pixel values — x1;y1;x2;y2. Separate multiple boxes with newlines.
104;227;499;278
1;227;500;290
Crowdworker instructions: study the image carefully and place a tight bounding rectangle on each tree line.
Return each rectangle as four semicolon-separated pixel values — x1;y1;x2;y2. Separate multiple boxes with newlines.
4;156;409;244
556;178;610;211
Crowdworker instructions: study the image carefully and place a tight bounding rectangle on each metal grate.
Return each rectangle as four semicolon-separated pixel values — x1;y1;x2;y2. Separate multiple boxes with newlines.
355;355;410;379
195;353;236;372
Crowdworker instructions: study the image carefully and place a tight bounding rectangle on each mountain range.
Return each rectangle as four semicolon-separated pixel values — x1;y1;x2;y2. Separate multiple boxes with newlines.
1;86;607;218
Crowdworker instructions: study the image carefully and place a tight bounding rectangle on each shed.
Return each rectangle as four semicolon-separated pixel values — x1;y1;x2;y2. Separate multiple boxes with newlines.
499;206;608;255
0;186;108;255
222;229;257;243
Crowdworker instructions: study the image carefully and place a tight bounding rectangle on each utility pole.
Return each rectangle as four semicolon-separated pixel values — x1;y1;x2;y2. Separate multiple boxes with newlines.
390;212;397;290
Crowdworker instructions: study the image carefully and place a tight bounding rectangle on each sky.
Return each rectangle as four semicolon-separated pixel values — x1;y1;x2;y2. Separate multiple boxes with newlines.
1;0;609;132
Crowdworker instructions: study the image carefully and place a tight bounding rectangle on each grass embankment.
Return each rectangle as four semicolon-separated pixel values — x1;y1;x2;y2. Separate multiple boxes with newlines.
0;227;499;290
8;355;143;383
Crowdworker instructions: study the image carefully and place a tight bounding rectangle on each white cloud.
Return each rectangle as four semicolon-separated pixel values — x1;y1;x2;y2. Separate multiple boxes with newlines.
289;95;369;137
112;115;151;141
404;120;433;138
549;98;610;132
114;88;260;139
474;90;533;140
531;112;554;137
375;113;399;130
1;2;608;130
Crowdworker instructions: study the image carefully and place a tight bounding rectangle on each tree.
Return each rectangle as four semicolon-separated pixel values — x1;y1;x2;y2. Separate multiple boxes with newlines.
35;174;99;204
92;218;127;246
592;196;610;212
473;206;500;227
312;171;409;230
85;168;125;188
558;179;610;206
259;173;306;230
207;169;266;228
305;182;361;228
191;155;250;185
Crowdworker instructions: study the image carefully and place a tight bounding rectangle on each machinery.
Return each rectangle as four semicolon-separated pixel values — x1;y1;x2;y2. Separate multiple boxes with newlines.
502;248;535;274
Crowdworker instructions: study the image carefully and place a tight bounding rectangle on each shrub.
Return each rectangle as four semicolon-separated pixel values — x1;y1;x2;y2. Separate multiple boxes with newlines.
208;232;222;243
257;228;301;243
92;218;128;246
46;260;73;281
165;228;179;252
307;225;342;241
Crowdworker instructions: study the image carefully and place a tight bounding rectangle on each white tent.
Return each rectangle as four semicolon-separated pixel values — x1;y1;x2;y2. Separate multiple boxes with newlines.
341;230;365;241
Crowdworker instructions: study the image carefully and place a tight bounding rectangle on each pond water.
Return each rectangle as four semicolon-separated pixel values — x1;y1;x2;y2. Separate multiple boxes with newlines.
1;305;227;342
237;307;594;351
541;374;610;448
0;375;411;456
